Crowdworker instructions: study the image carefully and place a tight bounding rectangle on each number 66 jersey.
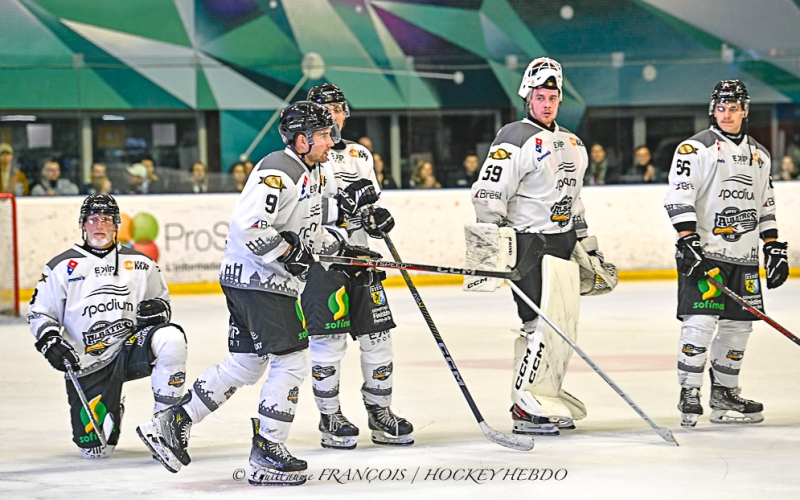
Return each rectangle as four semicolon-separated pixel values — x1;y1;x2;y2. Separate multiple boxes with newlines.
664;127;776;265
471;118;589;238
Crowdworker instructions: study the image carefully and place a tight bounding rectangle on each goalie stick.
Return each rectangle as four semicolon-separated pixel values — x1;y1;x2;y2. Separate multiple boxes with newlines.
316;232;542;281
64;361;108;448
506;281;679;446
704;269;799;347
379;230;538;451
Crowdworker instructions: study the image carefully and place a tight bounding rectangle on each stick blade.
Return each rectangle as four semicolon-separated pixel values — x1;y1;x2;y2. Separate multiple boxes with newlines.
656;427;679;446
479;421;534;451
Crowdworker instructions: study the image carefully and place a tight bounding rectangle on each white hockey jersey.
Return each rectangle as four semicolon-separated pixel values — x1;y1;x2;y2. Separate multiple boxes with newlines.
319;139;382;247
219;147;326;297
472;118;589;237
664;127;777;265
27;245;168;376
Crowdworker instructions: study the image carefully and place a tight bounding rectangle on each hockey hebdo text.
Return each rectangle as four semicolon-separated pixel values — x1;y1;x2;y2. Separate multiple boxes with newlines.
232;466;568;484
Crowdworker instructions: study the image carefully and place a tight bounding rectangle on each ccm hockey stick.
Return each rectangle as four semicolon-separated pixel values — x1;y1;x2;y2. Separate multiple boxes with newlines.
506;281;679;446
64;361;108;448
316;232;543;281
380;230;538;451
704;269;800;347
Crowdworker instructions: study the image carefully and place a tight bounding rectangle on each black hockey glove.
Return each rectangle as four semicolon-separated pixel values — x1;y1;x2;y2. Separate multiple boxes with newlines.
362;207;395;238
336;179;378;220
136;297;171;330
35;330;80;372
764;240;789;289
676;233;705;277
278;231;314;280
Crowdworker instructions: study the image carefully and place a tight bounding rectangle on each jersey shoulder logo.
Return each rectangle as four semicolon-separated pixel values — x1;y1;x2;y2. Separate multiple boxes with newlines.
490;149;511;160
678;144;696;155
67;260;79;276
262;175;285;190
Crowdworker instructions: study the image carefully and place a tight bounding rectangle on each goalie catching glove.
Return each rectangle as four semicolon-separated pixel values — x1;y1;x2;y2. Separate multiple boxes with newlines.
35;330;81;372
570;236;617;296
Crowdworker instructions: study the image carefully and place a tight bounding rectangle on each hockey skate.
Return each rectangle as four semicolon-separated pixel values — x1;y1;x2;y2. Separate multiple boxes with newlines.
678;387;703;428
319;409;359;450
136;404;192;473
248;418;307;486
708;368;763;424
510;404;560;436
365;404;414;445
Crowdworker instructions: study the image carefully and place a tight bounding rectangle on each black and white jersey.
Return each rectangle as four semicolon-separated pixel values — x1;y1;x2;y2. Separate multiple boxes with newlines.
664;127;777;265
219;147;325;297
27;245;168;376
471;119;589;237
320;139;381;247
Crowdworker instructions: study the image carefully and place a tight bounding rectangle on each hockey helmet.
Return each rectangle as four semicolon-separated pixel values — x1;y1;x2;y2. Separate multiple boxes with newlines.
308;83;350;117
279;101;341;148
709;80;750;116
79;194;121;226
518;57;563;102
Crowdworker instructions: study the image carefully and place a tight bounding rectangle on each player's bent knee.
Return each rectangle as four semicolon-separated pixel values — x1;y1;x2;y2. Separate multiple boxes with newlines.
269;350;308;384
220;352;269;386
150;325;188;366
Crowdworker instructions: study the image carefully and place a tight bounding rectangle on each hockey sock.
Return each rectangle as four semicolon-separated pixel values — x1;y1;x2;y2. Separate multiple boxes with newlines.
309;334;347;413
150;325;188;412
184;353;268;423
677;315;716;388
710;320;752;388
359;331;393;407
258;350;308;443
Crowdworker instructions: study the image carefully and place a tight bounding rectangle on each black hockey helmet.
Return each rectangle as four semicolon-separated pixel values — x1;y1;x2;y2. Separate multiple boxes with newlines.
278;101;340;149
307;83;350;117
79;194;121;226
709;80;750;117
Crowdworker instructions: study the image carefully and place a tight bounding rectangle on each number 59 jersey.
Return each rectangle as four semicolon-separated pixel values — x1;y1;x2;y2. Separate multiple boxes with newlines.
471;119;589;237
664;128;776;266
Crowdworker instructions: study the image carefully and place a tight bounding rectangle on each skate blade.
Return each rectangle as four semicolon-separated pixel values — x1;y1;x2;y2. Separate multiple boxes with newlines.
370;430;414;446
136;424;182;473
321;434;357;450
709;410;764;424
680;413;699;428
513;422;560;436
248;461;307;486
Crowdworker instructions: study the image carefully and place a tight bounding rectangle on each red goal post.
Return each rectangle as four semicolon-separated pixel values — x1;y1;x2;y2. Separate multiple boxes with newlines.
0;193;19;316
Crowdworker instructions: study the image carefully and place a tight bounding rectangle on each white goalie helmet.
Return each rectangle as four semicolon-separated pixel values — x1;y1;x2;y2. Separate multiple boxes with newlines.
517;57;563;102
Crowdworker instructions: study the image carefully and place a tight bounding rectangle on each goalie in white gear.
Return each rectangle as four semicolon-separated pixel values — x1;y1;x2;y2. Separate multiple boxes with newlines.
301;83;413;449
27;195;187;459
470;57;611;436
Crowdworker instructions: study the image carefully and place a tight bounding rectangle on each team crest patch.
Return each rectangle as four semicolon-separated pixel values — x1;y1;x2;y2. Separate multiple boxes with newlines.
349;149;359;158
726;350;744;361
490;149;511;160
261;175;285;190
712;207;758;242
372;363;393;380
681;343;707;357
371;288;387;305
287;387;299;404
550;196;572;226
312;365;336;381
678;144;696;155
168;372;186;387
744;273;759;294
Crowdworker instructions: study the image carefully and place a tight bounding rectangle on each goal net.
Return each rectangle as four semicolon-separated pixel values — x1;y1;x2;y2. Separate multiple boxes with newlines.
0;194;19;316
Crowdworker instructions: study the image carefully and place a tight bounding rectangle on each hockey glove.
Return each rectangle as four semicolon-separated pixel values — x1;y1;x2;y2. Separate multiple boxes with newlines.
278;231;314;280
35;330;80;372
137;298;171;330
676;233;705;277
362;207;395;238
764;240;789;289
336;179;378;220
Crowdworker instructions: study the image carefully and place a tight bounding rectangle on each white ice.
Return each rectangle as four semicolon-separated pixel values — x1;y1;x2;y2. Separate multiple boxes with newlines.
1;280;799;499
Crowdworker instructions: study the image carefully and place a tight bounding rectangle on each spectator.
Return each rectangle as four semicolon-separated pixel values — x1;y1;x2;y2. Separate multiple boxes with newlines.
373;153;397;189
141;157;167;193
84;163;117;195
775;155;798;181
449;154;481;188
627;145;657;183
180;162;211;193
584;143;608;186
0;143;29;196
125;163;148;194
358;136;374;153
410;160;442;189
31;161;80;196
243;158;255;178
227;162;247;192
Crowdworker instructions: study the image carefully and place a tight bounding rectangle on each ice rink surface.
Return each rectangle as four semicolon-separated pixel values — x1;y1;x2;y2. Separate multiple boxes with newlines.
1;279;799;499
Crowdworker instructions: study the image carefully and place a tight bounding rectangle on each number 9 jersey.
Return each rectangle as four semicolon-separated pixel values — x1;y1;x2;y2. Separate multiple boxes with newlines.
471;118;589;237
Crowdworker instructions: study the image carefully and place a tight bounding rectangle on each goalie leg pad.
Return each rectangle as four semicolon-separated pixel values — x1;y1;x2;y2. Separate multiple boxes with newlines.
463;223;516;292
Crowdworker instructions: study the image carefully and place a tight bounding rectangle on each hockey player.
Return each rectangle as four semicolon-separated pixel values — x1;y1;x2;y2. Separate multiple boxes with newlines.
666;80;788;427
27;194;187;459
136;101;373;486
302;83;413;449
471;57;597;436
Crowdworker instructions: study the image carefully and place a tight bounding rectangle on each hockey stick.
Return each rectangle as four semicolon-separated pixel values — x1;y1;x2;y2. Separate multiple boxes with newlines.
380;231;536;451
316;233;542;281
506;281;679;446
704;269;800;347
64;361;108;448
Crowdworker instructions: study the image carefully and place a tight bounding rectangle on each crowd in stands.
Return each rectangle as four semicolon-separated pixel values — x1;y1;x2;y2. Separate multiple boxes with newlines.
2;137;798;198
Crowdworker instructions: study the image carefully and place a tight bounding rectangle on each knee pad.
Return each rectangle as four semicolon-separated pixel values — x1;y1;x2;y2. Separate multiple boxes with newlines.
150;325;187;365
267;350;308;386
309;334;348;364
678;315;718;387
716;320;752;350
220;352;269;386
358;331;393;366
680;315;718;347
